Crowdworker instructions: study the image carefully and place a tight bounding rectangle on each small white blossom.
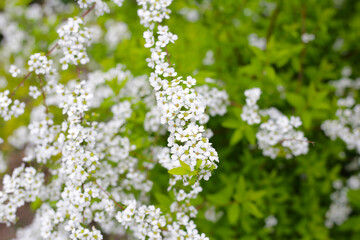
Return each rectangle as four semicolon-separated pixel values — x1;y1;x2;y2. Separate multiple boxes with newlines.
9;65;21;78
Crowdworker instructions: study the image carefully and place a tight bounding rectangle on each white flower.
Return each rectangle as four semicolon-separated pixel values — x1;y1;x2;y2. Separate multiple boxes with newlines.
9;65;21;78
29;86;41;99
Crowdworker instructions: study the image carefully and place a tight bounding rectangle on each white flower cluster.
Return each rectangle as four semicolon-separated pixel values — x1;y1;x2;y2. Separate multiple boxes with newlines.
115;198;210;239
330;76;360;97
28;53;54;75
202;50;215;66
301;33;315;44
325;176;360;228
248;33;266;50
0;12;28;58
6;63;219;239
29;85;41;99
116;200;166;239
323;70;360;228
105;20;131;49
241;88;262;125
76;0;124;16
322;96;360;154
178;7;200;23
57;17;92;70
0;164;44;225
241;88;309;159
195;84;229;117
137;0;172;28
144;83;228;135
138;0;221;182
0;90;25;121
264;215;278;229
9;65;21;78
8;126;28;149
204;206;223;223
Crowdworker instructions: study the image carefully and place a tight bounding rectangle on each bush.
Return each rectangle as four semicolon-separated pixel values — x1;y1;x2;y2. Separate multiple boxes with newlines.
0;0;359;239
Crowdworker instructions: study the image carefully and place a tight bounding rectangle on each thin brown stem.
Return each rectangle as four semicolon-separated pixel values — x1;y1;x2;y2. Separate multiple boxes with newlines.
38;75;49;116
298;4;307;91
165;47;171;66
10;72;31;97
81;3;96;18
93;180;125;210
266;3;281;43
77;66;81;79
46;43;59;56
230;101;242;108
278;138;315;146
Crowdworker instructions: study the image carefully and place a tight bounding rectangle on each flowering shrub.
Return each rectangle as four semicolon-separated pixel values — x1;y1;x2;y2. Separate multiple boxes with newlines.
0;0;360;239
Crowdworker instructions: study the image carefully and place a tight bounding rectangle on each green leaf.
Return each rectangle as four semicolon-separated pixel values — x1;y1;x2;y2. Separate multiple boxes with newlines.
230;127;243;146
301;111;312;130
168;167;189;175
222;118;240;129
244;126;256;145
154;192;172;210
348;190;360;209
228;203;240;225
248;190;266;201
249;46;266;61
286;92;306;110
338;216;360;231
264;66;277;83
179;160;191;171
234;175;246;202
243;202;263;218
30;197;42;211
196;159;202;169
189;175;197;185
207;184;234;205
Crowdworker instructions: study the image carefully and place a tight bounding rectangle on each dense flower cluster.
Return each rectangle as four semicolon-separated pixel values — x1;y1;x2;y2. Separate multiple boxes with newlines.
105;20;131;49
138;0;223;183
0;90;25;121
301;33;315;44
329;71;360;97
202;50;215;66
248;33;266;50
322;96;360;154
0;164;44;225
76;0;124;16
325;175;360;228
241;88;309;159
264;215;278;229
57;17;92;70
28;53;54;75
322;70;360;228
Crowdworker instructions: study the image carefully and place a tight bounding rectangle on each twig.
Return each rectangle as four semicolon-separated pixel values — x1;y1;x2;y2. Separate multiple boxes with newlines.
297;4;307;91
38;75;49;116
278;138;315;146
81;3;96;18
46;43;59;56
10;72;31;97
77;66;81;79
230;101;242;108
93;180;125;210
164;47;171;66
266;3;281;43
